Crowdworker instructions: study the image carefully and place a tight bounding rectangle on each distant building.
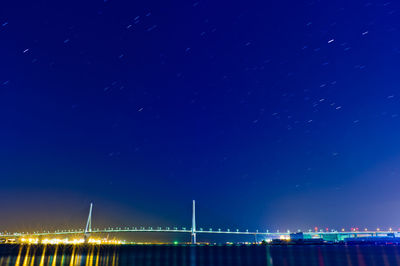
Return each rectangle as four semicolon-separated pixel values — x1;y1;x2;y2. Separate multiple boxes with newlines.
290;232;304;240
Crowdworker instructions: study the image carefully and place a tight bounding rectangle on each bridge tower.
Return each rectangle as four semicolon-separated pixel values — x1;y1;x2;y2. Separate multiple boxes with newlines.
191;200;196;244
84;203;93;243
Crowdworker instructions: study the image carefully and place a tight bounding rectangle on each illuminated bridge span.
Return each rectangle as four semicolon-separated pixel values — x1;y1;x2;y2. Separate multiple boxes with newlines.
0;201;398;243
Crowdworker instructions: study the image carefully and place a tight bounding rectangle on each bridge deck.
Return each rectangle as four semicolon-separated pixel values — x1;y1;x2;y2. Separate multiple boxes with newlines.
1;229;396;238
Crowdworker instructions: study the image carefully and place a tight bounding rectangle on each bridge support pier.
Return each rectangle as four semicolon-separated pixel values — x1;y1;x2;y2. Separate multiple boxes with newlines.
191;200;196;244
84;203;93;243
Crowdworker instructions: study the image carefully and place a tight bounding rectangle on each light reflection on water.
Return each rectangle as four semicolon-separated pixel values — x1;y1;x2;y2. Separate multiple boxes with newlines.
1;244;400;265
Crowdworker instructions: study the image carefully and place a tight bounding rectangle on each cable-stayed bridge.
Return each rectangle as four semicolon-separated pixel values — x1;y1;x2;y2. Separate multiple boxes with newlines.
0;201;398;243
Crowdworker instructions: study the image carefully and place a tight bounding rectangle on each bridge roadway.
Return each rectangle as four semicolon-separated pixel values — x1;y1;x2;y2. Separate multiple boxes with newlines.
0;202;397;241
0;228;396;239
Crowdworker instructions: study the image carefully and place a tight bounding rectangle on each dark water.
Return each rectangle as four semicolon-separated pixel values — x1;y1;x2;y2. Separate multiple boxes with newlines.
1;244;400;266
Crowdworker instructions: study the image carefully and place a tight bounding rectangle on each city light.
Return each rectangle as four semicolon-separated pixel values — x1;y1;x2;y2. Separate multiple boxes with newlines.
20;238;39;244
19;237;123;245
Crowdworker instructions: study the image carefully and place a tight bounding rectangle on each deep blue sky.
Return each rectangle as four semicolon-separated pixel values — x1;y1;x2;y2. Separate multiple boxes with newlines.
1;0;400;235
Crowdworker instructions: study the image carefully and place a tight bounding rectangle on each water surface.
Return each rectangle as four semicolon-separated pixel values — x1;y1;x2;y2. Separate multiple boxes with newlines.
1;244;400;265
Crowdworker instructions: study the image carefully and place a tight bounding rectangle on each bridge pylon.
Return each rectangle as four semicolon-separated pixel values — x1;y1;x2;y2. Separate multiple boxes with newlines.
84;203;93;243
191;200;196;244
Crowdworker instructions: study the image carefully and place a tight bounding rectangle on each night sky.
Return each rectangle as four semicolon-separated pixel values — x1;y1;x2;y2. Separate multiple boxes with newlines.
1;0;400;235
